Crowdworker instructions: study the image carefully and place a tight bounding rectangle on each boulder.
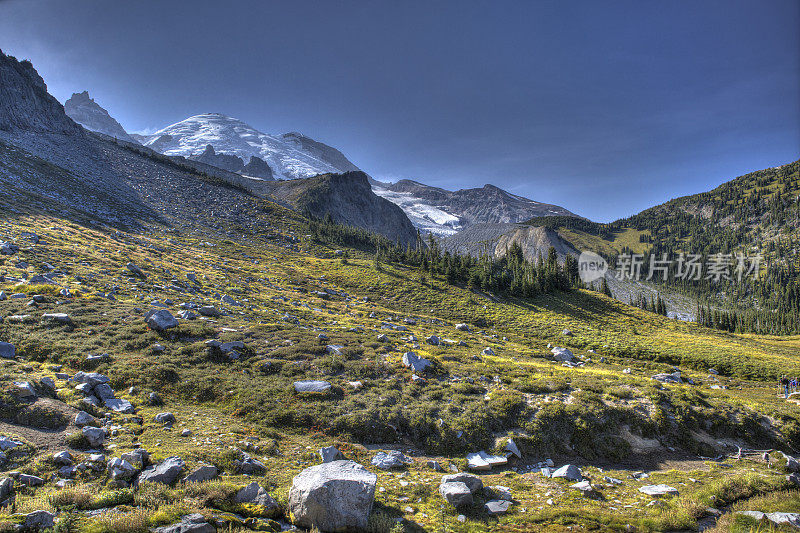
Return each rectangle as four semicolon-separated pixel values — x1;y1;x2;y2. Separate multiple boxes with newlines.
319;446;344;463
402;352;431;373
121;449;150;470
137;456;184;486
439;481;472;507
19;474;44;486
441;473;483;494
93;383;115;400
551;464;582;481
551;347;574;362
127;262;147;278
235;452;266;475
288;460;377;531
146;309;178;331
154;412;176;425
234;482;280;516
426;335;441;346
482;347;495;356
639;484;678;496
73;372;109;387
81;426;106;447
74;411;96;427
154;514;215;533
485;499;511;515
371;450;411;470
108;457;138;480
53;451;73;466
652;372;682;384
0;342;16;359
504;438;522;459
24;510;54;530
105;398;135;414
294;380;331;393
455;323;470;332
42;313;72;325
182;464;218;484
0;478;12;501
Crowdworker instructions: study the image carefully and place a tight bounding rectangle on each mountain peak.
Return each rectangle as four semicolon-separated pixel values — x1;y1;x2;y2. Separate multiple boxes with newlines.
64;90;133;141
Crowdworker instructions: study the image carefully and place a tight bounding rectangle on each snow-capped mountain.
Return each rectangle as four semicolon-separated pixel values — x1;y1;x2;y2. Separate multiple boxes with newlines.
64;91;134;142
141;114;360;180
371;180;578;236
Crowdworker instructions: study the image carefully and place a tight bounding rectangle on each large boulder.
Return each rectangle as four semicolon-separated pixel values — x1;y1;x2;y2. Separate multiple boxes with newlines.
402;352;431;373
137;456;184;486
0;342;15;359
439;481;472;507
551;464;582;481
182;464;218;484
24;511;54;530
551;347;574;362
146;309;178;331
288;460;377;531
81;426;106;447
441;473;483;494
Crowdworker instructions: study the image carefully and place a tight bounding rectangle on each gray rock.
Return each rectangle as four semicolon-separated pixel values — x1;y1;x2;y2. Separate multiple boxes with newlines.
81;426;106;447
551;464;582;481
371;450;411;470
504;438;522;459
294;380;331;393
24;510;54;530
235;453;265;475
639;484;679;496
426;335;441;346
93;383;115;400
455;323;470;332
182;464;218;484
199;306;219;317
485;499;511;515
105;398;135;414
439;481;472;507
42;313;72;324
0;478;12;501
155;412;176;425
551;347;574;362
127;262;147;278
441;473;483;494
234;481;280;516
0;437;21;451
320;446;344;463
121;449;150;470
288;460;377;530
53;451;73;466
15;381;37;398
18;474;44;486
154;513;215;533
402;352;431;373
73;372;109;387
74;411;96;427
146;309;178;331
137;456;184;486
108;457;138;480
0;342;15;359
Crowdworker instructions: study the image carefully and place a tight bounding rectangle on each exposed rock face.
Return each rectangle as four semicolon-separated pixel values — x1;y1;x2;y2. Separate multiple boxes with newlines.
263;171;418;246
190;145;274;179
288;460;377;531
439;222;578;263
64;91;135;142
242;155;274;179
0;49;82;134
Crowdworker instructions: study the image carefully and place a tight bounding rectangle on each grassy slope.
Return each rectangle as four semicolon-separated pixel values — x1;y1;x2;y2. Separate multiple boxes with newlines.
0;179;799;530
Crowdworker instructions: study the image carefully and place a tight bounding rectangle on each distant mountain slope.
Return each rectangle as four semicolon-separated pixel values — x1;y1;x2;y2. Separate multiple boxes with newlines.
439;222;577;263
141;113;362;180
373;179;579;236
261;171;418;246
0;49;82;135
64;91;135;142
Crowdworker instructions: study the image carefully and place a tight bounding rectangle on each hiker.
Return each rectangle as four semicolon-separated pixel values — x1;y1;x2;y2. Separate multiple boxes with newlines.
781;376;790;398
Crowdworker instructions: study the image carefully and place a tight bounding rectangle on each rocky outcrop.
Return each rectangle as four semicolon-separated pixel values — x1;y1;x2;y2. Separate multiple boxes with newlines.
190;145;274;180
280;132;360;174
288;460;377;531
64;91;135;142
439;222;578;263
263;171;418;246
0;49;82;134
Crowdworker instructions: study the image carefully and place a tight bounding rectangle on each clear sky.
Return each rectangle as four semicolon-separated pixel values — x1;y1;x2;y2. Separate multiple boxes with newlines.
1;0;798;222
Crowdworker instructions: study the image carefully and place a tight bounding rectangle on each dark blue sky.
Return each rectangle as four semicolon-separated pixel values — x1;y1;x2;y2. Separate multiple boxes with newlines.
1;0;798;221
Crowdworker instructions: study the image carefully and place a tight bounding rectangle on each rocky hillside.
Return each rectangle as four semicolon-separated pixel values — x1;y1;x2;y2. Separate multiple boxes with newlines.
373;180;578;236
0;50;82;135
263;171;418;246
63;91;135;142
